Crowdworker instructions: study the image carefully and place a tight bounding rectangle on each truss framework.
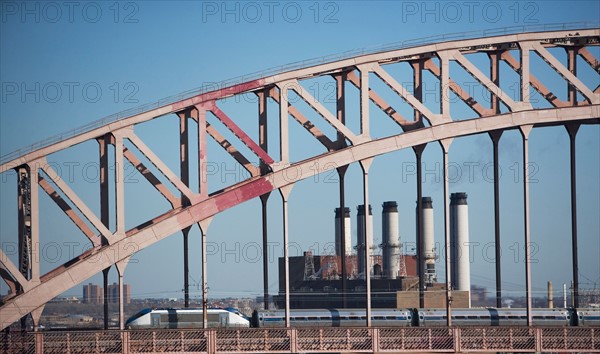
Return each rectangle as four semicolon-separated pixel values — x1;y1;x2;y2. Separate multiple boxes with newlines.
1;28;599;330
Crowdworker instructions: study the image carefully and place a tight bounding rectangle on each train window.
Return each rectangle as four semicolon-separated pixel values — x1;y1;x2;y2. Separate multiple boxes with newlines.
467;316;478;320
319;316;331;320
455;316;466;320
349;316;360;320
307;317;318;321
386;316;398;320
373;316;385;320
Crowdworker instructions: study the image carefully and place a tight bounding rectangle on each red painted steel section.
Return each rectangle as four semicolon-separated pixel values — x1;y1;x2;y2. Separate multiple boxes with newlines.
172;79;266;111
209;104;275;165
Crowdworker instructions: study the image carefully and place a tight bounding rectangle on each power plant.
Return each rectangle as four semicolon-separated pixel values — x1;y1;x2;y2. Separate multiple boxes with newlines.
276;195;473;309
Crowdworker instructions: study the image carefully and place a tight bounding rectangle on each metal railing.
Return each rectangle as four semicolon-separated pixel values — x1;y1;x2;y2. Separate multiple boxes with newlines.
1;21;598;166
2;326;599;353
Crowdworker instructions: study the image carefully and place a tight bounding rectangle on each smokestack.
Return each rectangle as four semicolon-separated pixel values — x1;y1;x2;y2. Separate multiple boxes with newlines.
357;204;373;277
450;192;471;307
382;201;400;279
548;281;554;308
419;197;437;286
334;207;351;257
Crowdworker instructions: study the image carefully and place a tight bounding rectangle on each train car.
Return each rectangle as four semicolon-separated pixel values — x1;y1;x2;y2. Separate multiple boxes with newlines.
417;308;573;327
252;308;413;328
126;308;250;329
575;308;600;327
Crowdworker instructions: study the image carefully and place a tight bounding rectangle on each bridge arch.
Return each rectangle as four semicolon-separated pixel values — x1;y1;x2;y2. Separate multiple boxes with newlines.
1;26;599;329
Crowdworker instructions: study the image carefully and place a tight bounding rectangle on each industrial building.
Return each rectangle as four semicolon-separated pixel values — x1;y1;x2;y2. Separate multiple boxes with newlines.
276;195;472;309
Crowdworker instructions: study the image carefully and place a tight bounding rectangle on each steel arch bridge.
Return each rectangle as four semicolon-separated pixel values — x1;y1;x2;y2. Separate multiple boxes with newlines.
1;26;599;331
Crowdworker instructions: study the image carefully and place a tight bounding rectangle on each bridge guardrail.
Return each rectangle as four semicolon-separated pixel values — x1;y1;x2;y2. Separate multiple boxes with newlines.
2;326;599;353
1;21;598;166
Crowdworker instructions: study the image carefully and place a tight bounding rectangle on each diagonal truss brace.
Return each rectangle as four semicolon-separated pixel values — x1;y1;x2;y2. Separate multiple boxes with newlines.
423;59;493;117
345;71;417;129
185;108;260;177
125;131;199;204
286;79;362;144
448;49;532;112
371;63;448;126
578;47;600;74
206;122;260;177
122;146;181;208
528;42;599;104
500;51;569;108
208;103;275;165
267;87;336;151
0;249;32;292
38;175;100;247
38;157;115;244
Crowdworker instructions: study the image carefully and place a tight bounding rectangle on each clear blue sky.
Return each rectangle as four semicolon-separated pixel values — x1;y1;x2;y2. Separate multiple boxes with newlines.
1;1;599;303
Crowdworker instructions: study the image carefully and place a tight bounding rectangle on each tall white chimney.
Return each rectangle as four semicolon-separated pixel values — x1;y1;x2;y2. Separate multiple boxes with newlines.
334;207;352;257
450;192;471;307
419;197;437;286
382;201;400;279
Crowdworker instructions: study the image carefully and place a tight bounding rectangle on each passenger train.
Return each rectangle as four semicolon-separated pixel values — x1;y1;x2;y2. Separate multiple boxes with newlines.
125;308;250;329
126;307;600;329
253;308;600;327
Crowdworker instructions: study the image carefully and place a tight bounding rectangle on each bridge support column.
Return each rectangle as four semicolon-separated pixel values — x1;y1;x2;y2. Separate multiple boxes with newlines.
257;89;270;310
179;111;192;308
279;186;293;327
519;125;533;326
335;72;349;308
260;194;270;310
337;167;348;308
566;48;580;308
198;218;213;328
413;144;426;308
412;58;426;308
566;123;580;308
98;134;111;329
30;306;44;332
440;138;453;327
489;130;503;308
115;259;129;330
360;158;373;327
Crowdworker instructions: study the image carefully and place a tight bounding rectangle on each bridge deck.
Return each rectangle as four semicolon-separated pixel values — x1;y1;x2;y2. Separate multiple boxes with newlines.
2;326;598;353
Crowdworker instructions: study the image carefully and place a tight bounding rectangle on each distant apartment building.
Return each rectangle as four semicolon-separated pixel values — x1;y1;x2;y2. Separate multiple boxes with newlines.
108;282;131;304
82;283;103;304
83;283;131;304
